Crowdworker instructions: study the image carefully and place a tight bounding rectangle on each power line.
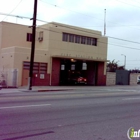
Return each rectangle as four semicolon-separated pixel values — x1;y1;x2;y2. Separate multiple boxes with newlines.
39;0;140;31
37;26;140;50
115;0;140;9
1;15;140;50
1;11;140;31
39;0;104;22
50;22;140;45
133;0;140;4
108;36;140;44
83;25;140;27
37;21;140;45
1;0;140;32
1;21;140;69
2;0;23;21
0;12;48;23
1;20;140;51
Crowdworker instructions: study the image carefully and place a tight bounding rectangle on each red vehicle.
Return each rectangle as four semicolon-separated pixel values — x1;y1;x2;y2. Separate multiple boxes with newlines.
70;76;87;85
76;76;87;84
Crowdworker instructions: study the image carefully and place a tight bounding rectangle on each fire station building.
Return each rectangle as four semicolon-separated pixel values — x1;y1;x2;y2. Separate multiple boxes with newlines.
0;21;108;87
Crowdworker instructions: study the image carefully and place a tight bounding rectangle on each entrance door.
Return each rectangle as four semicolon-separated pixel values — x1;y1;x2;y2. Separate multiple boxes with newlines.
22;69;29;86
59;59;87;85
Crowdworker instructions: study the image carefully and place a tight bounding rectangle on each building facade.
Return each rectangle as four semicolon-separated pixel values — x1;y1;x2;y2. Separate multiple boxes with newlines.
0;21;108;87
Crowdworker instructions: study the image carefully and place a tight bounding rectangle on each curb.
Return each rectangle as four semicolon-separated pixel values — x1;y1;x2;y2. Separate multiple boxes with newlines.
38;89;73;92
19;89;73;92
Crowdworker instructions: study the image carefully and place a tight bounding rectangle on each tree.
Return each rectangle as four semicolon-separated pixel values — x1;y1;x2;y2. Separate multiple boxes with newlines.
107;60;125;72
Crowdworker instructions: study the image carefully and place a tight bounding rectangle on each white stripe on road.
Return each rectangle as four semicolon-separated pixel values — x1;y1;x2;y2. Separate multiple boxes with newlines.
0;104;51;109
122;97;140;101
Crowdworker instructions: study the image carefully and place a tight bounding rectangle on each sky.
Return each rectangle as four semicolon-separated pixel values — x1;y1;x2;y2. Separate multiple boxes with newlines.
0;0;140;70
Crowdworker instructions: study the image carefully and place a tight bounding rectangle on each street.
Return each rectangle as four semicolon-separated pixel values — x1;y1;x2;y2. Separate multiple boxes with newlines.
0;86;140;140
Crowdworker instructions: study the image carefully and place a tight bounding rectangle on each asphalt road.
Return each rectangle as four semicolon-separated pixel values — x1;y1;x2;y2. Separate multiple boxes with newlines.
0;86;140;140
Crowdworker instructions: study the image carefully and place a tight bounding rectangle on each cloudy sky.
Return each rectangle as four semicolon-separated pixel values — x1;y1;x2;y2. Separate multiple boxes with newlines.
0;0;140;70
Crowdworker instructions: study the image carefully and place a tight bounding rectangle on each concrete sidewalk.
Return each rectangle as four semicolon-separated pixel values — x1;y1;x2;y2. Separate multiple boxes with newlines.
0;85;110;93
19;86;75;92
0;86;77;93
0;85;140;93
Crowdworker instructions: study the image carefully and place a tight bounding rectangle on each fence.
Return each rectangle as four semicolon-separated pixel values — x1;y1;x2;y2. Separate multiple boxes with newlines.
0;69;18;87
106;72;140;86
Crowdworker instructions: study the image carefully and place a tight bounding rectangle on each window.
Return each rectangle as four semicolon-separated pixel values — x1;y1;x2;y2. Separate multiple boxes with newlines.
71;64;75;70
81;36;86;44
87;37;91;45
39;63;47;74
62;32;98;46
23;62;30;69
69;34;74;42
92;38;97;46
38;31;43;41
27;33;32;42
39;31;43;38
23;62;47;74
82;63;87;70
63;33;68;41
61;65;65;70
75;35;80;43
33;63;39;73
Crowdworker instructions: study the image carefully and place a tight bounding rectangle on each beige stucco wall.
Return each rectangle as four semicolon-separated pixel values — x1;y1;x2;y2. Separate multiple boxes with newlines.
47;22;107;75
36;26;50;49
0;23;2;51
46;22;108;61
0;47;15;69
0;46;50;86
0;21;108;87
0;22;108;62
0;22;32;48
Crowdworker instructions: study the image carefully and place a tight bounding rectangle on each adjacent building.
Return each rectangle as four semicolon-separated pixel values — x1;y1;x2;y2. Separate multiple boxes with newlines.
0;21;108;87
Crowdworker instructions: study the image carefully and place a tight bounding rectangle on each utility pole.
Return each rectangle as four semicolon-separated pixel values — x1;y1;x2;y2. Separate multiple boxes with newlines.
104;9;106;36
28;0;38;90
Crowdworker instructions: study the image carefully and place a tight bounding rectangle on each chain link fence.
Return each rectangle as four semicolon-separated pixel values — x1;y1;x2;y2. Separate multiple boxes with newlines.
0;69;18;87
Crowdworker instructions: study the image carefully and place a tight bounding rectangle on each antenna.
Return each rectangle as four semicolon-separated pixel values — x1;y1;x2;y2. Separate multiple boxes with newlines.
104;9;106;36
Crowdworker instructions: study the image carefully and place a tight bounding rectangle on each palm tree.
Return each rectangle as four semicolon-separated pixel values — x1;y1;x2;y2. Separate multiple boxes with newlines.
107;60;119;72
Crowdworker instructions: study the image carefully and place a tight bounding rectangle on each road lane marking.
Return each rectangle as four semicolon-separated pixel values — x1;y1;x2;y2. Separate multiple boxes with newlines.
0;104;51;109
122;97;140;101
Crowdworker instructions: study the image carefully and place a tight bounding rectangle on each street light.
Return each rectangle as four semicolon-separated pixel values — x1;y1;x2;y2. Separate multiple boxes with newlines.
121;54;126;69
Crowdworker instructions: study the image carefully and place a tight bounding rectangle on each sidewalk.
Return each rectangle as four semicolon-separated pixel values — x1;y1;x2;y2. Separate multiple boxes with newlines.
0;85;108;93
19;86;75;92
0;86;77;93
0;85;140;93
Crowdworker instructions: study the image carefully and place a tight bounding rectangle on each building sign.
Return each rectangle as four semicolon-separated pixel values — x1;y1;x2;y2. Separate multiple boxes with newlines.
40;74;45;79
82;62;87;70
60;53;94;60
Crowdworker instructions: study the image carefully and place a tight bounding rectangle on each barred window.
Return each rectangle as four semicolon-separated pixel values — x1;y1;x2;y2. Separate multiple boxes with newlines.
81;36;86;44
62;33;68;41
75;35;80;43
62;32;97;46
92;38;97;46
69;34;75;42
87;37;91;45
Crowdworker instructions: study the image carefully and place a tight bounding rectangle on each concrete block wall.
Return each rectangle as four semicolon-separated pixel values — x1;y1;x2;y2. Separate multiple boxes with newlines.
107;72;140;86
130;73;140;85
106;72;116;86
